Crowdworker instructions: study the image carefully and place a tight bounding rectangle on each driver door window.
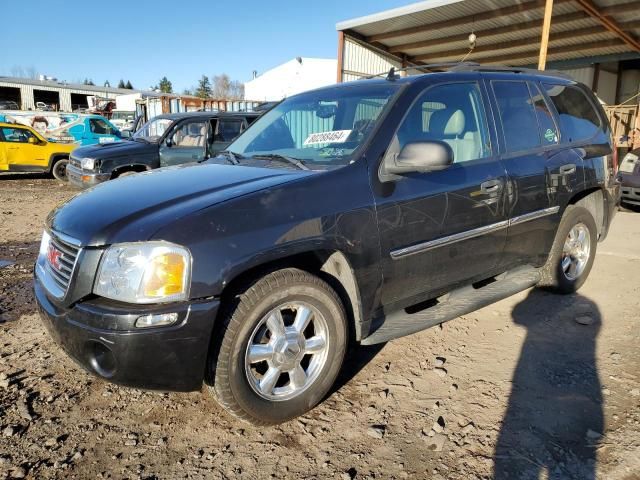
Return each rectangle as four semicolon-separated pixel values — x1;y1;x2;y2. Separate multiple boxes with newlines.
160;120;208;167
396;82;491;163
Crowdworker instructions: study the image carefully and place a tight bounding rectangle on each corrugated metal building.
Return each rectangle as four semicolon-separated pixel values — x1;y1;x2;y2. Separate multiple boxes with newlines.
0;77;143;111
335;0;640;147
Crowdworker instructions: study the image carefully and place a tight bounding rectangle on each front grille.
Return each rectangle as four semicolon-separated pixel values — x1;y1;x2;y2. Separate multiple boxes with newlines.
69;155;81;169
45;234;81;294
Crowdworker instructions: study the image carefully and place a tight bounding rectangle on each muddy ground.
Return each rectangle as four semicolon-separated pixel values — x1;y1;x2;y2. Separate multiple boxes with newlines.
0;173;639;480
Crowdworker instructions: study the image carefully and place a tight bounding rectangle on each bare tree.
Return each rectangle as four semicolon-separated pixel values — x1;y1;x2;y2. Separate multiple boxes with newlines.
212;74;244;100
10;65;39;79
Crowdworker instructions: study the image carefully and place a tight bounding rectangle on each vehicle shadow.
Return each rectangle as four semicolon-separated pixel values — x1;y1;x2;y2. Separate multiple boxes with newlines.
493;289;603;480
0;172;51;180
330;342;386;395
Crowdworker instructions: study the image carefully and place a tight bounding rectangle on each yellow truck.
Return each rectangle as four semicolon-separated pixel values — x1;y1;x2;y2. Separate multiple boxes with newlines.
0;121;76;180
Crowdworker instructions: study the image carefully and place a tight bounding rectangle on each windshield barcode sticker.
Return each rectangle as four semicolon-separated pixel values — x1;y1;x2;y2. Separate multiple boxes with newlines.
303;130;352;145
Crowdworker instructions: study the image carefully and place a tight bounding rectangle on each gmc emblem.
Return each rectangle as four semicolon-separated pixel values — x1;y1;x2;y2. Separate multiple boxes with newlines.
47;244;63;270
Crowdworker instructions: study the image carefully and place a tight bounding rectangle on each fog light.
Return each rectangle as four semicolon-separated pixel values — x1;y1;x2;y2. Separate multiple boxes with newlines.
135;312;178;328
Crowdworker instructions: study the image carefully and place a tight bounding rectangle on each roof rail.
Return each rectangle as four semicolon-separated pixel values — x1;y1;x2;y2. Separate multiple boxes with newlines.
359;62;481;80
358;62;572;81
450;64;573;80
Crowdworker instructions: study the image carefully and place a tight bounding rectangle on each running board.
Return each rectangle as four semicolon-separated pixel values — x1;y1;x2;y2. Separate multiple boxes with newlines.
361;266;540;345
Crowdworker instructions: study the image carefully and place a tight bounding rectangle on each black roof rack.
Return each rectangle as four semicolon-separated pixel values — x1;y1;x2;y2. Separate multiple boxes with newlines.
360;62;572;81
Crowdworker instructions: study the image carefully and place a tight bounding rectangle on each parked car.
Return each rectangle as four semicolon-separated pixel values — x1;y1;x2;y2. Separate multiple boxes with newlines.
35;65;619;425
0;121;76;180
66;111;259;188
35;101;54;111
0;111;122;146
618;146;640;208
0;100;20;110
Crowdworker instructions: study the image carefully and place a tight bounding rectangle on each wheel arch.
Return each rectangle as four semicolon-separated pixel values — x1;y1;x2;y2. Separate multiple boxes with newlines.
218;249;365;341
567;187;605;239
47;153;70;173
111;163;150;178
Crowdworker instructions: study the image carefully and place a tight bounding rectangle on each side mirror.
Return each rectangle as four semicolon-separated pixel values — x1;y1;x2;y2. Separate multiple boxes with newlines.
28;136;37;145
383;141;453;176
121;129;132;139
165;137;173;147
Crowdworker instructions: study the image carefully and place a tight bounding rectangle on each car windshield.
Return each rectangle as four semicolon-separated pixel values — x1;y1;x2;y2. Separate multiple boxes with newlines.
133;118;174;142
226;83;400;168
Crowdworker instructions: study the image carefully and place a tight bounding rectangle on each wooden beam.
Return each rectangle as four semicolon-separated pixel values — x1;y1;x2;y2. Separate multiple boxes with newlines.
336;31;345;83
413;24;608;62
367;0;572;43
473;38;624;65
538;0;554;69
389;11;589;54
573;0;640;52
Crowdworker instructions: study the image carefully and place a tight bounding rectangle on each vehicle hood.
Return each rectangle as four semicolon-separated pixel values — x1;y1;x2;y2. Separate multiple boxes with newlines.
47;163;312;246
71;139;155;159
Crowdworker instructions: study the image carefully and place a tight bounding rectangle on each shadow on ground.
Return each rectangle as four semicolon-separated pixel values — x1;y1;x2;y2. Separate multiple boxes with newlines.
494;289;603;480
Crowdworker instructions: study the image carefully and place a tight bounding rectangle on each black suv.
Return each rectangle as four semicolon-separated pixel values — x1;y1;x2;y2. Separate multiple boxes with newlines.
35;65;619;425
66;111;260;189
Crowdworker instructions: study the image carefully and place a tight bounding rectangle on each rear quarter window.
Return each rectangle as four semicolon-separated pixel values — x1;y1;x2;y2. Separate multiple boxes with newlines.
542;84;601;143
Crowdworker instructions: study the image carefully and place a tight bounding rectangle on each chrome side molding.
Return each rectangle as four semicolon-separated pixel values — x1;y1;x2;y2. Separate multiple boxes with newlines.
391;206;560;259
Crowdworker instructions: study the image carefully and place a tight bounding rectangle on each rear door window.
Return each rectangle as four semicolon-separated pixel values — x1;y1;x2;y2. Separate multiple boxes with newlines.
216;119;244;142
491;81;540;153
542;83;601;143
530;83;559;145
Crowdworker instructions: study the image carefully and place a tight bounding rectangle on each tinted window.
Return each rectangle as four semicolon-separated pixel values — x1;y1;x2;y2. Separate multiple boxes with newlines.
89;118;115;135
492;81;540;152
396;82;490;163
0;127;35;143
543;84;601;142
215;120;243;142
531;83;558;144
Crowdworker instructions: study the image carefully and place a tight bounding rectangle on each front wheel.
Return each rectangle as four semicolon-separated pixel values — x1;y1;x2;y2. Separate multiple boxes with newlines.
207;268;348;425
539;205;598;294
51;158;69;181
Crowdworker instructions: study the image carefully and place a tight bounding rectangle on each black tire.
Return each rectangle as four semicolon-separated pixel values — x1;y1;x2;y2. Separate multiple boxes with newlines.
206;268;348;425
51;158;68;181
539;205;598;294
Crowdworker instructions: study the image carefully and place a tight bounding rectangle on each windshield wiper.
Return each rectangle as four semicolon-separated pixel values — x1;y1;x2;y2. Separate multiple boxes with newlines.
204;150;243;165
251;154;310;171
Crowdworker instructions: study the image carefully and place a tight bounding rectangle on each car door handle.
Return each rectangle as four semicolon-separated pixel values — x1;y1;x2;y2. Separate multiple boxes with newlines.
480;179;503;194
559;164;576;175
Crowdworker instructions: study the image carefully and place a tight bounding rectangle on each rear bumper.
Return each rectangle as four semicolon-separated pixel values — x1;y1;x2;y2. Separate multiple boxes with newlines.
67;164;110;189
35;276;219;392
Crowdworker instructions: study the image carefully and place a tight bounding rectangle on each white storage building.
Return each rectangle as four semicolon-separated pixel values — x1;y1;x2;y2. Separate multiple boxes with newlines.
245;58;338;102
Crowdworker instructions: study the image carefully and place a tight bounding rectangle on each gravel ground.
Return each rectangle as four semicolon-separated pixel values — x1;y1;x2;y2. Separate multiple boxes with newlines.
1;174;639;480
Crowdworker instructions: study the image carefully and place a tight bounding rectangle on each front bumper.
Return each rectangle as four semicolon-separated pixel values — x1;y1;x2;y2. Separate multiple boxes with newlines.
620;185;640;206
67;164;110;189
35;276;219;392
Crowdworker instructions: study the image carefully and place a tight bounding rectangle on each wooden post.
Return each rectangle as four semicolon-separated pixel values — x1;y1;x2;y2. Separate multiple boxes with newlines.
592;63;600;92
336;31;345;83
538;0;554;70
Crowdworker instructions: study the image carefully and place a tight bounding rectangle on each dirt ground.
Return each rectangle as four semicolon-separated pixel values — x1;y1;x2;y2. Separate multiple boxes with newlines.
0;173;639;480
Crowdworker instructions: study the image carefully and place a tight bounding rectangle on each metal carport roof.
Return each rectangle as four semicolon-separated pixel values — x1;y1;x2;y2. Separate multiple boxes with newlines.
336;0;640;69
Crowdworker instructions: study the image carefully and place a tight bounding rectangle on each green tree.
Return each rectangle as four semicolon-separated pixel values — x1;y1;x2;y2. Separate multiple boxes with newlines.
195;75;212;99
158;76;173;93
117;79;126;88
83;78;95;86
125;80;133;89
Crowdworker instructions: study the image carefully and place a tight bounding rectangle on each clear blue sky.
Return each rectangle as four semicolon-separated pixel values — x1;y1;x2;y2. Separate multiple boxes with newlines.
2;0;410;92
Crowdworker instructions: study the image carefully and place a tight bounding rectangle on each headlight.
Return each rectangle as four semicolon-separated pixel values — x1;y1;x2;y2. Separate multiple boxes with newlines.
39;231;51;258
81;157;96;170
95;242;191;304
623;153;638;162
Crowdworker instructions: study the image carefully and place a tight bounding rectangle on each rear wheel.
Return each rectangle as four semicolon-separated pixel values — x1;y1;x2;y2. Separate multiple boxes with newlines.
539;205;598;294
51;158;68;181
206;268;348;425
